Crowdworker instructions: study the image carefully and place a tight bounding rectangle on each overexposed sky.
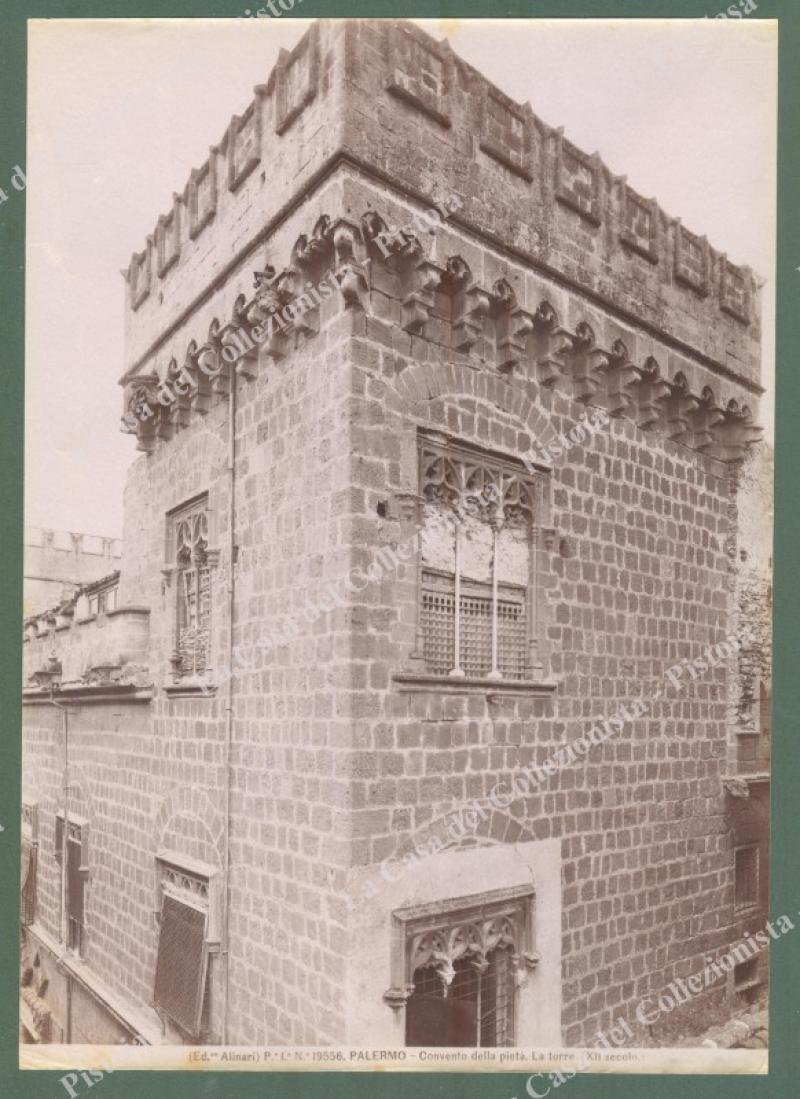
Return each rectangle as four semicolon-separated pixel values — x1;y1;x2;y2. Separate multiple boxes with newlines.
26;17;777;539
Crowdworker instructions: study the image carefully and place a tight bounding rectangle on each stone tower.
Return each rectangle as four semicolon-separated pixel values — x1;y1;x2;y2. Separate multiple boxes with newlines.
22;20;765;1050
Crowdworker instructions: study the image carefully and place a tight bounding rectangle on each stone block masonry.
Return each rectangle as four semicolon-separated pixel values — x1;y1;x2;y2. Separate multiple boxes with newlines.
22;18;766;1051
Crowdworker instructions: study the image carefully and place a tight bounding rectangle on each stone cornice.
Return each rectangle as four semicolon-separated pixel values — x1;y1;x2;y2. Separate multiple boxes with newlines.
120;197;763;467
120;155;764;400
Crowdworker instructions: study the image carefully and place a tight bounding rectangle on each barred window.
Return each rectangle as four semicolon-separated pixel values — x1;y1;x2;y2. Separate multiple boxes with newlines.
169;496;211;680
55;813;89;954
153;858;213;1038
734;844;759;911
419;438;538;681
391;887;536;1048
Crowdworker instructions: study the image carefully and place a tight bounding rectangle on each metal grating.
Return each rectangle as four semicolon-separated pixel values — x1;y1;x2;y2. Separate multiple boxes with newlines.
405;946;516;1047
153;893;209;1037
421;584;455;675
421;573;527;679
20;838;37;927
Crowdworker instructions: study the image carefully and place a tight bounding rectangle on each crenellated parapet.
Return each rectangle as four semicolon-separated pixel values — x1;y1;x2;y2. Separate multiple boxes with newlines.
121;197;762;465
120;19;762;390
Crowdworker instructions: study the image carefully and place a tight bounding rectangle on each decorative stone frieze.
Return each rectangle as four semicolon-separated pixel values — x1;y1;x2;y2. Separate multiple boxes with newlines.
120;201;763;466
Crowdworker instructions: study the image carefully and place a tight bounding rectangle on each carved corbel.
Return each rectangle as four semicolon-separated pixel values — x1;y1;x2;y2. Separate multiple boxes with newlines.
723;777;751;799
514;950;541;988
244;264;279;327
532;302;563;388
360;210;415;266
123;374;160;454
292;214;333;276
492;281;535;375
451;283;492;353
401;259;443;336
382;985;415;1012
685;386;725;452
551;322;599;403
654;372;699;443
331;219;368;311
241;266;290;362
595;339;638;417
272;267;319;339
705;401;763;463
625;357;672;430
182;343;213;416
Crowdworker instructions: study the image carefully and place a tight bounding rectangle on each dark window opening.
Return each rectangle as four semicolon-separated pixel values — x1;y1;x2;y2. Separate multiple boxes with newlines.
405;944;516;1047
734;845;759;912
66;834;85;953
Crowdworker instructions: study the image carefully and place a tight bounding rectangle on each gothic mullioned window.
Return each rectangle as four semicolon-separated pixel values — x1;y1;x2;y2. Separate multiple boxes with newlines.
169;497;212;681
418;437;542;681
388;888;537;1048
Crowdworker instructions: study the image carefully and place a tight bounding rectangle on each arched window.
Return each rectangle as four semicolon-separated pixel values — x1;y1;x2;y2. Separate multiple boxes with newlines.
387;887;537;1048
417;436;545;681
169;497;211;680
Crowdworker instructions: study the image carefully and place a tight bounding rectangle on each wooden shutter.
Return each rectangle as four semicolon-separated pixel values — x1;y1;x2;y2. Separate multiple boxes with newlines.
21;837;38;926
66;836;85;950
153;893;209;1037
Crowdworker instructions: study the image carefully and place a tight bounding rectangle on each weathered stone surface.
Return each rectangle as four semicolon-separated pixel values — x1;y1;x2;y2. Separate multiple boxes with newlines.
22;18;768;1050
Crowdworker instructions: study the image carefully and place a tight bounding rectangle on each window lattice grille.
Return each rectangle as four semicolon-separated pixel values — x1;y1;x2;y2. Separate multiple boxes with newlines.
400;889;532;1048
406;943;517;1047
153;893;209;1037
421;573;527;679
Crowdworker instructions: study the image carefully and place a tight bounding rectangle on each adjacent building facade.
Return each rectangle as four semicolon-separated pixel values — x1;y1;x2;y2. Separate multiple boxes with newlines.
23;527;122;617
21;19;770;1050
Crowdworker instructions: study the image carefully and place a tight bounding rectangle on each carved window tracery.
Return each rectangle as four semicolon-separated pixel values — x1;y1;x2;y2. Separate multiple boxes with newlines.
386;888;537;1048
416;437;542;681
169;497;212;681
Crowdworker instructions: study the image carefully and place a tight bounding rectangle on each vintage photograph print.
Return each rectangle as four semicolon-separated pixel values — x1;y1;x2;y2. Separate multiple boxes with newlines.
20;15;776;1076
